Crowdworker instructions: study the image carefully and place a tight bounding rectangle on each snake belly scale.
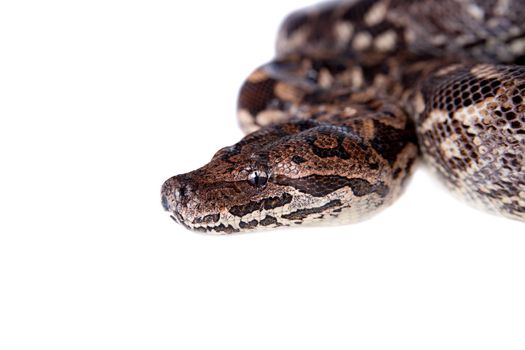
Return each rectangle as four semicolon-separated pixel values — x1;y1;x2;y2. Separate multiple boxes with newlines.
161;0;525;233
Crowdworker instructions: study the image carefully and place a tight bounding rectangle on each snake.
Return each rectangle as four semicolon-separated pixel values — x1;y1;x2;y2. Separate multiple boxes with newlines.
161;0;525;233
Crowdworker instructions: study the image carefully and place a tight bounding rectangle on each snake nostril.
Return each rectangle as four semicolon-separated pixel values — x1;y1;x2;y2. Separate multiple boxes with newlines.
179;185;187;199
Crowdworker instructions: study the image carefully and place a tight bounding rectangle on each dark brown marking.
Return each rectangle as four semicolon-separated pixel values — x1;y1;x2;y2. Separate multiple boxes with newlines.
274;174;389;197
393;167;402;180
193;213;220;224
292;155;307;164
263;193;293;210
370;119;417;165
239;219;259;229
238;77;277;117
349;178;388;197
212;224;239;234
260;216;279;226
283;200;342;220
305;126;357;160
342;0;377;22
229;193;293;217
283;10;309;37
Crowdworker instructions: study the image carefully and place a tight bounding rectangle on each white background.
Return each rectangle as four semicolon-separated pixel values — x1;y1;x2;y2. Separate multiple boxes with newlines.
1;0;524;349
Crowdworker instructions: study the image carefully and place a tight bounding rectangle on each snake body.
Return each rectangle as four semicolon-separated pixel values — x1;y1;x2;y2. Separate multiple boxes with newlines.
161;0;525;233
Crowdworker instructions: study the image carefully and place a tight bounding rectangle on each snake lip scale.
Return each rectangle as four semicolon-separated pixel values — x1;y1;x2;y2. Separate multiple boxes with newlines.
161;0;525;233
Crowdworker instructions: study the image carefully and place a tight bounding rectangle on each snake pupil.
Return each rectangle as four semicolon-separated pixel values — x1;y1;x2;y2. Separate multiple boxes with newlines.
248;170;268;187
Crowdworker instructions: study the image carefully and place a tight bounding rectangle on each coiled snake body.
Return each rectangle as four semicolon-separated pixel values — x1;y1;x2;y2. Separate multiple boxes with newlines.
162;0;525;233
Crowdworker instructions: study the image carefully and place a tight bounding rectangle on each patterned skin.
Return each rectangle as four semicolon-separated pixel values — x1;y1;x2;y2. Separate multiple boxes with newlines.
162;0;525;233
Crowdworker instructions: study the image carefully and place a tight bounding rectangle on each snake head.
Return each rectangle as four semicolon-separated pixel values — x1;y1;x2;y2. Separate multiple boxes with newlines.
161;135;295;234
161;152;279;234
161;118;415;234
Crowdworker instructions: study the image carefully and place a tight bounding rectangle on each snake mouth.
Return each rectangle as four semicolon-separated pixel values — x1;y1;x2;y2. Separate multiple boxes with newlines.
161;177;238;234
166;207;201;232
168;212;241;234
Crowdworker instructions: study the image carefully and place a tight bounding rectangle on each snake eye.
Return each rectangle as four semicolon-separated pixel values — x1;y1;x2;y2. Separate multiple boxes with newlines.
247;170;268;187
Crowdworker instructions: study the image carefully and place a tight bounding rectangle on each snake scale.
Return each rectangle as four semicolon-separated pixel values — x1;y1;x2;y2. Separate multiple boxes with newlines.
161;0;525;233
